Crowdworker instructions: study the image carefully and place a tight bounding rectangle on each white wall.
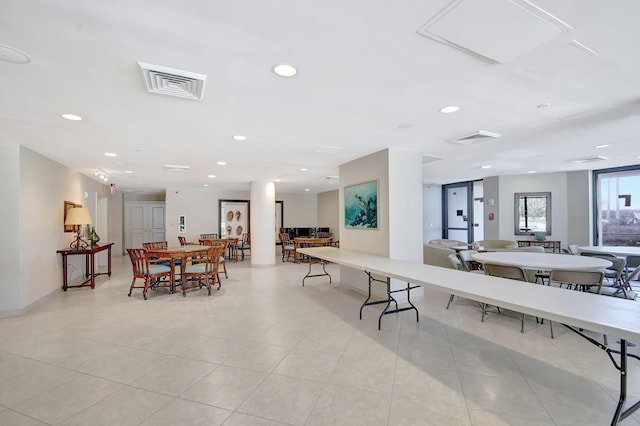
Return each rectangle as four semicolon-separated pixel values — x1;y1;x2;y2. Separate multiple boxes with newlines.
389;150;423;262
0;145;109;316
165;188;221;244
164;189;320;246
339;149;424;300
108;192;124;255
279;193;318;227
498;172;568;246
483;176;500;239
423;184;442;243
318;190;339;240
340;150;390;255
566;170;592;246
0;144;21;313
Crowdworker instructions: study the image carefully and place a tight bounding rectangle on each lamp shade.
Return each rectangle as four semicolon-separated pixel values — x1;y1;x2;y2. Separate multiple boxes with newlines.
65;207;93;226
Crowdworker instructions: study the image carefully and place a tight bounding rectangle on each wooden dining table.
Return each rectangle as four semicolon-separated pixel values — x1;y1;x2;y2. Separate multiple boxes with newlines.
146;245;209;296
200;238;238;261
294;237;333;263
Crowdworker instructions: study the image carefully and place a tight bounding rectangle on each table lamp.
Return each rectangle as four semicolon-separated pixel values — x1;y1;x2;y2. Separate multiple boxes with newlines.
65;207;93;250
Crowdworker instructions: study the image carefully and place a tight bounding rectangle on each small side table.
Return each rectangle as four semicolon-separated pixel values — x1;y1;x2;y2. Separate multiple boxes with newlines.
57;243;113;291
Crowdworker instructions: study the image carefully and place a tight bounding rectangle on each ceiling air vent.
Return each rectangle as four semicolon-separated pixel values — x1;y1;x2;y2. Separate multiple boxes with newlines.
449;130;501;146
569;156;607;164
138;62;206;100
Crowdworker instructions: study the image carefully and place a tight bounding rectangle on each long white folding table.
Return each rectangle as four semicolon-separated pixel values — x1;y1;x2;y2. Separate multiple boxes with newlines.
471;251;612;271
579;246;640;258
298;246;640;425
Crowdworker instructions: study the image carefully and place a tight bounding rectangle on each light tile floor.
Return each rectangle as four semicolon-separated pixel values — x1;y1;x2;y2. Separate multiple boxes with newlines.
1;255;640;425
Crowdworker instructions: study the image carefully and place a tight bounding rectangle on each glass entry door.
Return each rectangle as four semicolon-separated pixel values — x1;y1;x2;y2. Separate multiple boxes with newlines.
443;182;471;243
443;181;483;243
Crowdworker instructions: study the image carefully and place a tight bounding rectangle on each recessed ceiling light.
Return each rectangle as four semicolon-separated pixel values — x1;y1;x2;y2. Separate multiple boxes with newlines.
595;144;610;148
274;179;282;182
207;174;216;178
62;114;82;121
304;188;310;192
203;184;209;187
273;64;297;77
164;164;190;171
233;135;247;141
104;152;117;157
0;44;31;64
124;170;133;174
439;105;459;114
528;170;537;174
481;165;491;169
300;168;308;172
217;161;227;166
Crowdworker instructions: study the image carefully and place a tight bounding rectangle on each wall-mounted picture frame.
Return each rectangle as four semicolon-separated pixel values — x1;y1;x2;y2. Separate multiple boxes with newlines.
63;200;81;232
344;180;378;229
219;199;250;238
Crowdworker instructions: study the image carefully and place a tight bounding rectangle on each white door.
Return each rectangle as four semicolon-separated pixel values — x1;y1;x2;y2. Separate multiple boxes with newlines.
125;202;166;248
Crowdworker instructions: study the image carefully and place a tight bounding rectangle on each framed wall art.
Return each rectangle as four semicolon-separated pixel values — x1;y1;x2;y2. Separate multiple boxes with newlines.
344;180;378;229
219;199;250;238
63;201;81;232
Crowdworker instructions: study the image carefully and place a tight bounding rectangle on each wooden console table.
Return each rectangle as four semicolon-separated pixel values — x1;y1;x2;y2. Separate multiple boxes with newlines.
517;240;561;253
57;243;113;291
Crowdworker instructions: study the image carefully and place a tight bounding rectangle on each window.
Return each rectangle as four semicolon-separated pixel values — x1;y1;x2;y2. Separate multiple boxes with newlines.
514;192;551;236
593;165;640;246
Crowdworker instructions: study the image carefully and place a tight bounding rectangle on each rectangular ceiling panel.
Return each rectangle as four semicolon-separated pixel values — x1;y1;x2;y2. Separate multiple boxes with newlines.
417;0;571;63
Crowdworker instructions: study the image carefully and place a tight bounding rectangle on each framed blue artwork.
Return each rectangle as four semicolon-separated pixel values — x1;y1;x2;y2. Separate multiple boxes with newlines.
344;180;378;229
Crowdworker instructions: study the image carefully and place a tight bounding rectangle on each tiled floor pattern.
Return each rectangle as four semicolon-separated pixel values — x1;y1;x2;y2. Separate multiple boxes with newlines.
1;255;640;425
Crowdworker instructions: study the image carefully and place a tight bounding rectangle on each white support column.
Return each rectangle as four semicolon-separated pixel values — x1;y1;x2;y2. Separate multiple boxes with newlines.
250;180;276;266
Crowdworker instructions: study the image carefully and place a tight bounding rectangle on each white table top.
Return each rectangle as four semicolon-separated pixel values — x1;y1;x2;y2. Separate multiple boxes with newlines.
472;251;611;271
298;247;640;342
579;246;640;257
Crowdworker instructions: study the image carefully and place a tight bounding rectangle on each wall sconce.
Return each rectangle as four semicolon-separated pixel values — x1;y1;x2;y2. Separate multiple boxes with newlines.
64;207;93;250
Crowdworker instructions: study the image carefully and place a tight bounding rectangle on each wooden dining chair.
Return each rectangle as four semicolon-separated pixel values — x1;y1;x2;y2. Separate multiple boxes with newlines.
178;236;197;246
239;233;251;260
143;241;167;250
280;233;295;262
200;239;229;279
182;245;225;296
200;233;218;240
483;263;529;333
126;248;172;300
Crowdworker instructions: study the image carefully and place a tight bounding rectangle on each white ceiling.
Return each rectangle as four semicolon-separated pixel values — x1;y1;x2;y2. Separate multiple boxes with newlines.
1;0;640;194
